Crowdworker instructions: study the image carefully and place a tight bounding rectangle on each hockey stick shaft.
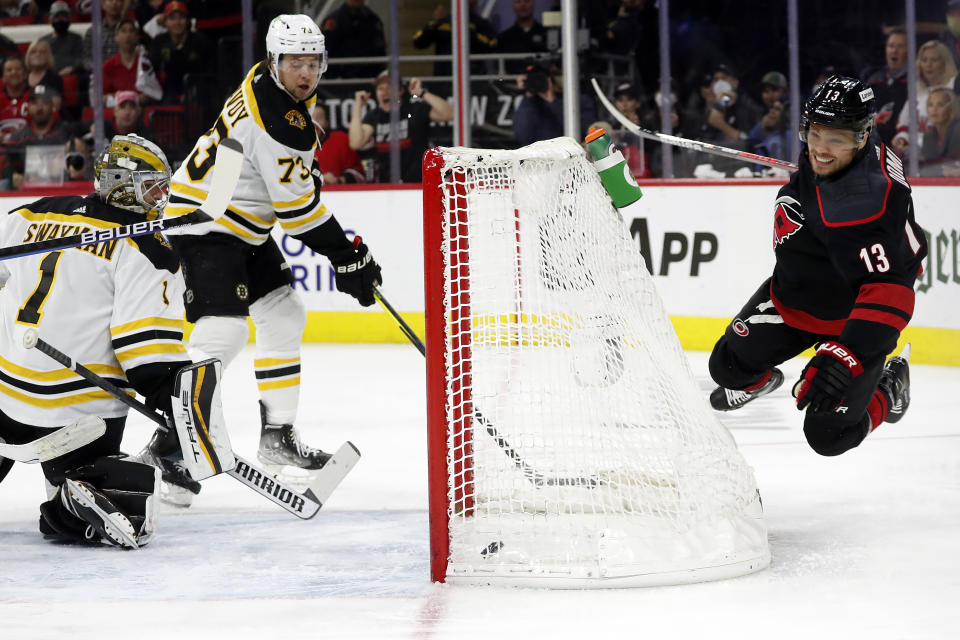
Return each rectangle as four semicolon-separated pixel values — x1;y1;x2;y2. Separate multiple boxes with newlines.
590;78;799;172
0;138;245;262
373;287;595;487
22;329;323;518
0;416;106;463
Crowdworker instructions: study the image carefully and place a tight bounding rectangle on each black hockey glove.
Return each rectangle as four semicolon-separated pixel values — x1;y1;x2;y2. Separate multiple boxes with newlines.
330;236;382;307
793;341;863;413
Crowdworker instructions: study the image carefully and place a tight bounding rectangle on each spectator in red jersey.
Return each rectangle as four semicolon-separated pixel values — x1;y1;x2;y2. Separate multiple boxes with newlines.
100;17;161;106
24;40;63;114
83;0;129;72
4;84;82;189
0;56;30;142
148;1;212;103
313;102;365;185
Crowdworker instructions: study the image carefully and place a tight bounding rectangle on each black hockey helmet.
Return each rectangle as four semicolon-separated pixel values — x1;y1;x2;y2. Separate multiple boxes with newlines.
799;74;876;143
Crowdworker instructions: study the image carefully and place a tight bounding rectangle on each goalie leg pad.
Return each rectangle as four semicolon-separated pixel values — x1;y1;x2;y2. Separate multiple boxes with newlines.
170;359;235;481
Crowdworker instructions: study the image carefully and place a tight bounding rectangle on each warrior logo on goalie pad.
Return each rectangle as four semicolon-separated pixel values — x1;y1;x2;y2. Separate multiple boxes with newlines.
170;359;235;481
773;195;803;248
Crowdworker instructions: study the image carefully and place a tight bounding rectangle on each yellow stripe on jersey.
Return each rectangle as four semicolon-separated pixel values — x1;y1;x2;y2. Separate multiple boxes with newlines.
254;357;300;368
16;210;121;230
257;377;300;391
170;182;208;202
111;317;185;336
273;189;314;210
278;203;328;234
227;204;277;227
114;343;188;363
215;216;264;241
0;354;123;381
0;384;123;408
242;65;266;133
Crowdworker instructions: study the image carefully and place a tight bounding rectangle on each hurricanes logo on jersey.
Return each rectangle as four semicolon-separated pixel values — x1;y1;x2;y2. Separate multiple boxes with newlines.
773;195;803;248
284;110;306;130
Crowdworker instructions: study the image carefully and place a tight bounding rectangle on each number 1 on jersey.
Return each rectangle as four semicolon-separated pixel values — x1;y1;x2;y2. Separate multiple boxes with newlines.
17;251;63;325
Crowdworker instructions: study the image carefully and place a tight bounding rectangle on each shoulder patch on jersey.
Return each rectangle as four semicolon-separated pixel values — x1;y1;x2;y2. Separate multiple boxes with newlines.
284;109;307;130
249;62;316;151
815;144;900;228
773;195;803;248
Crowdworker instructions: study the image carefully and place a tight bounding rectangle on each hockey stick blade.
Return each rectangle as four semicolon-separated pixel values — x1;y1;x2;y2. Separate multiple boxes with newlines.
590;78;799;173
0;416;106;463
228;455;322;519
0;139;244;262
304;441;361;505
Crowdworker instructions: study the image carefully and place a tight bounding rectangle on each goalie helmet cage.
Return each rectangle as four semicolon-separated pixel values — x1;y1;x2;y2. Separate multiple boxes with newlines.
422;138;770;589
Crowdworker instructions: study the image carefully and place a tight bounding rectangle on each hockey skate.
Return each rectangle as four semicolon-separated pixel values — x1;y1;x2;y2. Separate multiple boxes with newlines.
136;427;201;508
710;368;785;411
60;479;139;549
878;344;911;424
257;402;331;484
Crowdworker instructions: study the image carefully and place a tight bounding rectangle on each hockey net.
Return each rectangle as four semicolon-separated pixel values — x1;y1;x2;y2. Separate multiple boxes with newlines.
423;138;769;588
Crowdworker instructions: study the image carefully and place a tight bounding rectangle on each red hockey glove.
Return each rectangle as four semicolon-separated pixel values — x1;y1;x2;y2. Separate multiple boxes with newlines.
793;341;863;413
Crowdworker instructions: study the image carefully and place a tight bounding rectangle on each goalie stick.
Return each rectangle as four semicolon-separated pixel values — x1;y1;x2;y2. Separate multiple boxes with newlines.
373;286;598;488
0;415;106;463
0;138;245;262
21;329;359;519
590;78;800;173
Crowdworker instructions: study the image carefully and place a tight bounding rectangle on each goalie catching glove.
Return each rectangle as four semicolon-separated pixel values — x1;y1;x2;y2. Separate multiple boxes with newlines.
793;341;863;413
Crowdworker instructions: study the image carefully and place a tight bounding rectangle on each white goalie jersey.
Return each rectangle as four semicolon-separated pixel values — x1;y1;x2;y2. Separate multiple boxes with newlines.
167;62;331;245
0;196;189;428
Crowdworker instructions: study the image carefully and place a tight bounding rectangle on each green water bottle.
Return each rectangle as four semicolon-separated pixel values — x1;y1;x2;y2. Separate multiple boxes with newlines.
585;127;643;208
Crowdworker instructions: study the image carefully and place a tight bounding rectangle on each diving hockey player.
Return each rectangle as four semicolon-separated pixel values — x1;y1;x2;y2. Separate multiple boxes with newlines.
708;75;928;456
0;135;222;547
159;14;381;503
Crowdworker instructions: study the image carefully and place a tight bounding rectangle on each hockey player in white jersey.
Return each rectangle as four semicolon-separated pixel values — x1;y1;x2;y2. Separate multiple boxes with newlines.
160;14;381;501
0;135;215;548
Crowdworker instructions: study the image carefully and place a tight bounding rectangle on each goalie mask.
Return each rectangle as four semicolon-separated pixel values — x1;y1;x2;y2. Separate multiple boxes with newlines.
265;14;327;99
94;135;171;215
800;74;876;145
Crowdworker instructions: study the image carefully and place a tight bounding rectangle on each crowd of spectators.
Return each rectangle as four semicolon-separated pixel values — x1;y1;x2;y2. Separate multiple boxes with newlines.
1;0;960;189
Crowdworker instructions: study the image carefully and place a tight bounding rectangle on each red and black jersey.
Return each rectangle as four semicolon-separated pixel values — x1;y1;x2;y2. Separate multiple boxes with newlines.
770;143;928;361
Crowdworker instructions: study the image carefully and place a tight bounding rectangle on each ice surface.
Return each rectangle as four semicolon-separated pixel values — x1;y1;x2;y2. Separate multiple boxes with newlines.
2;344;958;639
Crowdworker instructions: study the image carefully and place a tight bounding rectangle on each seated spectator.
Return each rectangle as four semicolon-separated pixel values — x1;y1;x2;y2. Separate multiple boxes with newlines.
0;56;29;141
85;90;156;142
100;17;162;106
940;0;960;70
322;0;386;79
348;71;453;182
134;0;165;30
0;32;18;68
3;85;81;189
919;87;960;176
24;40;63;113
148;2;212;103
313;102;365;184
747;71;789;161
83;0;129;72
863;29;908;146
892;40;958;159
497;0;547;74
40;1;84;76
413;0;497;77
697;64;762;146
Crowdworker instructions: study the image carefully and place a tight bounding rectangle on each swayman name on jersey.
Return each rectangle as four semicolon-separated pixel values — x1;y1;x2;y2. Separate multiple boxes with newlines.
0;195;187;428
167;62;332;245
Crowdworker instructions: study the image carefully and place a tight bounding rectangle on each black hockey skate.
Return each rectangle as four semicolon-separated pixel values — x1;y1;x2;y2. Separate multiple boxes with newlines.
137;427;201;507
257;401;331;471
710;368;785;411
60;479;138;549
877;344;911;424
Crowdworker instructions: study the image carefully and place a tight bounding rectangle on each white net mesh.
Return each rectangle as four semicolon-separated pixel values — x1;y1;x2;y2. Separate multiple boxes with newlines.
429;138;769;587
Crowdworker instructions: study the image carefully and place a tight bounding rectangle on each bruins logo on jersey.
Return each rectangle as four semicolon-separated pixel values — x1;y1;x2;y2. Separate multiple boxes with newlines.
284;110;307;130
